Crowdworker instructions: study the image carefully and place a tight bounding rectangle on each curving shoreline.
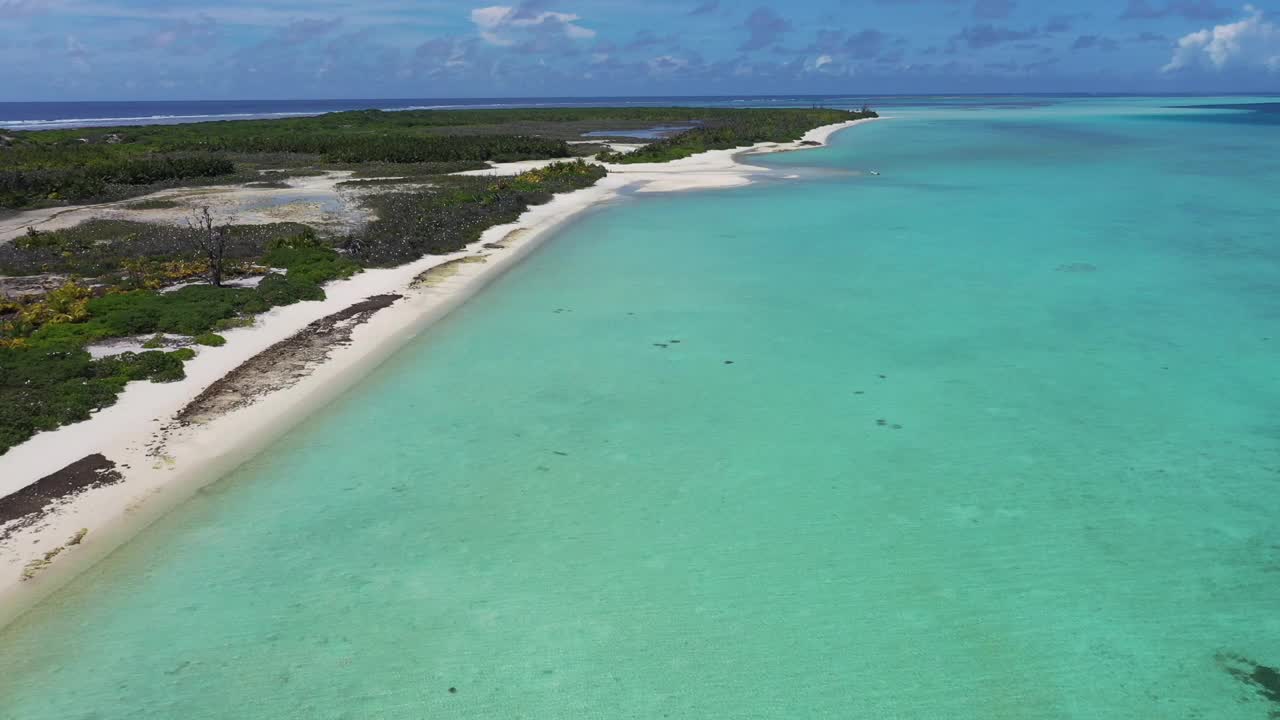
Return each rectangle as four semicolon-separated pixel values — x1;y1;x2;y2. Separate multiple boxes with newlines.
0;116;879;630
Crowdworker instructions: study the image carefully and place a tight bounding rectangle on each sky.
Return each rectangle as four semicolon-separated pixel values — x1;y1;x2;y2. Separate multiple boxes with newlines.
1;0;1279;101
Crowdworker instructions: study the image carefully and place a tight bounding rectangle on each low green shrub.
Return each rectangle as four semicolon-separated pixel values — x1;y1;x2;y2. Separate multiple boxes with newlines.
170;347;196;361
94;350;186;383
253;273;324;307
0;344;186;454
25;321;113;350
87;285;255;337
346;160;607;266
212;316;254;331
264;237;359;286
194;333;226;347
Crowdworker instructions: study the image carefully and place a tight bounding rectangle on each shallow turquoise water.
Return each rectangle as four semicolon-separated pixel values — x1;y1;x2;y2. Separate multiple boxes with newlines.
2;99;1279;718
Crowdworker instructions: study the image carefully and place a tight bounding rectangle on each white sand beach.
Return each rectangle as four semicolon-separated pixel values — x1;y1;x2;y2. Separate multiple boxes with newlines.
0;117;879;629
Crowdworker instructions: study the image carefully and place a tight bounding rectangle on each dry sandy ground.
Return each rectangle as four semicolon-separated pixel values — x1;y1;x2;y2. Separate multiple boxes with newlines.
0;117;881;629
0;171;375;244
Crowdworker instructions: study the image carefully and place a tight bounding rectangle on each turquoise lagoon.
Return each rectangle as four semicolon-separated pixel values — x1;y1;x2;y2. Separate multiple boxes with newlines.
1;98;1278;718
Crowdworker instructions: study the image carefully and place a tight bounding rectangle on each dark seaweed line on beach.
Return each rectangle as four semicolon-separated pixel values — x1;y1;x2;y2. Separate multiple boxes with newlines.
0;453;121;545
172;293;403;429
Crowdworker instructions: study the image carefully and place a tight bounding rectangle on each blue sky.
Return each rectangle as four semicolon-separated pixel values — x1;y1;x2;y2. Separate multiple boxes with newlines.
2;0;1278;100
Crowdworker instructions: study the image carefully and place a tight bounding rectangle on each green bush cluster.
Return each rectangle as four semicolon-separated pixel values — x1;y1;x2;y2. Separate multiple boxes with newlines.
0;232;364;451
212;316;254;331
346;161;491;179
264;234;359;285
0;220;312;278
20;240;359;346
85;285;257;337
0;150;234;208
600;109;876;164
346;160;607;266
230;135;569;164
0;346;188;454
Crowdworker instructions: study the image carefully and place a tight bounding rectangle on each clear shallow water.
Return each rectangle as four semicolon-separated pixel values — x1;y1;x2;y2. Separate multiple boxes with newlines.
1;99;1279;718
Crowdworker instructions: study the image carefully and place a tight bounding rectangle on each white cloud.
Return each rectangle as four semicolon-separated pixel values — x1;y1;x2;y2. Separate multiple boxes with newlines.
469;5;595;47
65;33;91;72
648;54;688;73
1163;4;1280;72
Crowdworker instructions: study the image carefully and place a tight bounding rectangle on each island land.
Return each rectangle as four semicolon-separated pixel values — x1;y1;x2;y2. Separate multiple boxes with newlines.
0;105;878;628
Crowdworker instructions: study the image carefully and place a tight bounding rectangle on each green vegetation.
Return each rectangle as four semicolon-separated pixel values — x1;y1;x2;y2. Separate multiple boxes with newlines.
0;230;365;454
346;159;606;266
0;109;586;209
0;150;235;208
0;220;310;279
212;316;254;331
0;346;189;452
1;107;866;209
600;108;876;163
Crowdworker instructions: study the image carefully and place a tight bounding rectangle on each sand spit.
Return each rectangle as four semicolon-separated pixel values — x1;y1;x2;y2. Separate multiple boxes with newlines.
0;116;880;630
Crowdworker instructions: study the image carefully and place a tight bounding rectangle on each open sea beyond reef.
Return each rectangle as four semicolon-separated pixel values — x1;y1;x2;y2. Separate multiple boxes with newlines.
2;96;1279;718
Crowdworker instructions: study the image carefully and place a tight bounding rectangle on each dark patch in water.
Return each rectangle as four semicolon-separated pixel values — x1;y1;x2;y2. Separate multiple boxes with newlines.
1150;103;1280;128
1219;653;1280;715
1178;102;1280;114
1057;262;1098;273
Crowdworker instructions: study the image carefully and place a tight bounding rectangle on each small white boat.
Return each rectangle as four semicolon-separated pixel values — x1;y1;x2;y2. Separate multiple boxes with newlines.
870;170;881;176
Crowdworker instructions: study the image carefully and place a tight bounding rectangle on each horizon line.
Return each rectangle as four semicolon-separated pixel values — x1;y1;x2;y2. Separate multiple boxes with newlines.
3;91;1280;105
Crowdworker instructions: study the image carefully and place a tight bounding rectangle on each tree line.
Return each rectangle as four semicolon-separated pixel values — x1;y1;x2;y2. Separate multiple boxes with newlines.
602;108;877;163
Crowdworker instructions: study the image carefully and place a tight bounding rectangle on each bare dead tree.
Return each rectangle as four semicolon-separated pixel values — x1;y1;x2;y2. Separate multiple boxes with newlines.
187;207;230;287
